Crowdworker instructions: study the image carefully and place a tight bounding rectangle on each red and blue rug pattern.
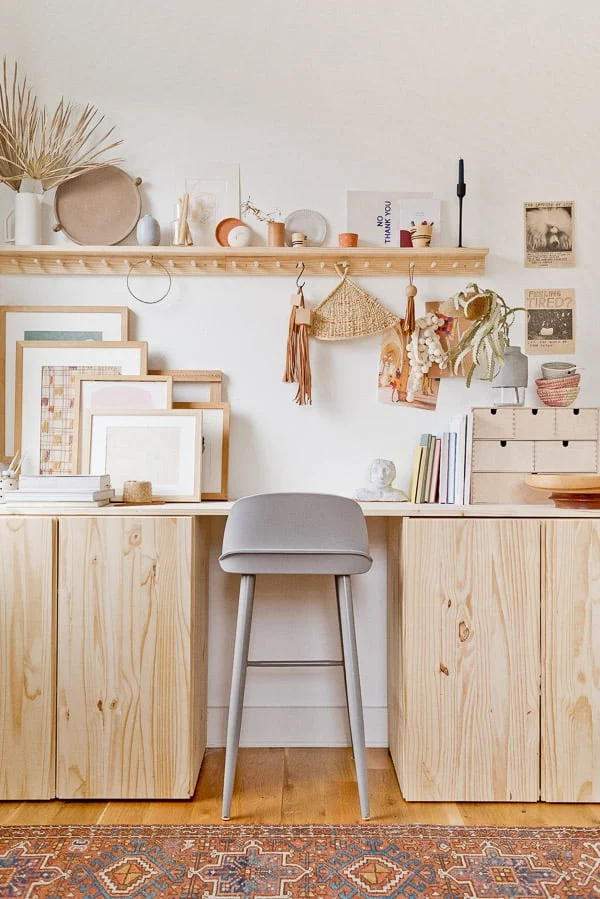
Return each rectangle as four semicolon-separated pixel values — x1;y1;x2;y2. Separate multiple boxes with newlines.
0;824;599;898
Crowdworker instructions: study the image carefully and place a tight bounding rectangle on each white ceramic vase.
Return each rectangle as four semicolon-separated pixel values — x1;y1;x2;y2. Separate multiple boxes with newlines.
5;179;43;245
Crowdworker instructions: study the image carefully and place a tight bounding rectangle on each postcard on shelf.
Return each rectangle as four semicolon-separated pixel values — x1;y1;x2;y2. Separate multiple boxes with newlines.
186;164;240;247
525;288;575;355
398;199;441;247
346;191;432;247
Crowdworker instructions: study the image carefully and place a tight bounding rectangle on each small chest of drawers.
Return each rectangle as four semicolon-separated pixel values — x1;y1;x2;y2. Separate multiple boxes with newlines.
470;407;600;504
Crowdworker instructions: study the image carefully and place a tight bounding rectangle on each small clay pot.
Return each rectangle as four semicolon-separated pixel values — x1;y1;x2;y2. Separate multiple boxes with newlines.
410;224;433;247
122;480;153;504
267;221;286;247
338;232;358;248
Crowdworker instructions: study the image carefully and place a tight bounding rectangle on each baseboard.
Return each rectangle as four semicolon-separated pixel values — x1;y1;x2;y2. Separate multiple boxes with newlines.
207;705;388;748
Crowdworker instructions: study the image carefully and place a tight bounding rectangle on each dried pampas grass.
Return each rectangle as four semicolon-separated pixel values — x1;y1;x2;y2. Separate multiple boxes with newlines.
0;60;122;191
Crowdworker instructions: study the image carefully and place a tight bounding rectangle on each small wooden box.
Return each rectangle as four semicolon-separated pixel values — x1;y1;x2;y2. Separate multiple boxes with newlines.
472;440;534;473
534;440;598;474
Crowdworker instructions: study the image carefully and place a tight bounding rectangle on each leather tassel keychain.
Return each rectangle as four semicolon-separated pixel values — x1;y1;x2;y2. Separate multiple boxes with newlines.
402;261;417;334
283;262;312;405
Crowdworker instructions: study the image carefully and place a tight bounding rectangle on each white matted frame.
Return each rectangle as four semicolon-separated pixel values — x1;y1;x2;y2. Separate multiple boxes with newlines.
16;341;147;475
174;401;230;500
72;374;173;472
1;305;129;456
81;409;203;502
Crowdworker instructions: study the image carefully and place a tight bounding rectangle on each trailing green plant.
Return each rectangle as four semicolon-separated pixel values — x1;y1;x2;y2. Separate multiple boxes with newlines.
0;60;122;191
448;283;524;386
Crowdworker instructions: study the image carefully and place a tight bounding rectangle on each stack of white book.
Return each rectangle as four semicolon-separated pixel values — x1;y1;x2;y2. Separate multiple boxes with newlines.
5;474;114;507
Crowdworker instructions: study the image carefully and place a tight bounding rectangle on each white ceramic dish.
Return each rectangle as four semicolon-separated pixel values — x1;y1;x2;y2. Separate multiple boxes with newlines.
284;209;327;247
541;361;576;379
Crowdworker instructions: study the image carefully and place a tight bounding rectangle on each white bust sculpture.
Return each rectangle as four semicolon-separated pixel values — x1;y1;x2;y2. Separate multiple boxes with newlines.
355;458;408;501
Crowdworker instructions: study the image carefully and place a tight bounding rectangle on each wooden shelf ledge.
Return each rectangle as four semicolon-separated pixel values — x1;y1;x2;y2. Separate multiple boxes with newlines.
0;245;488;276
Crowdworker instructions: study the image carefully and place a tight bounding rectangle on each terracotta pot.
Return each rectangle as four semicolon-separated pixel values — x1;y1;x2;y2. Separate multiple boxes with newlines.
338;232;358;248
267;221;285;247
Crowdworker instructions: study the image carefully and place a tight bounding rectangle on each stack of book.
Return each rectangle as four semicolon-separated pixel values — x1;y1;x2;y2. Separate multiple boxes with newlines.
5;474;114;508
409;413;473;505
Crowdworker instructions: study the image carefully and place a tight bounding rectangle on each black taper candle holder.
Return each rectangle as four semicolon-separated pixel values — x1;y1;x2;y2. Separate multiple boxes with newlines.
457;182;466;248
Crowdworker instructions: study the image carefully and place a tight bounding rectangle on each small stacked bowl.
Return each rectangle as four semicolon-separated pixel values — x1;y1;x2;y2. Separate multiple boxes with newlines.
536;361;579;407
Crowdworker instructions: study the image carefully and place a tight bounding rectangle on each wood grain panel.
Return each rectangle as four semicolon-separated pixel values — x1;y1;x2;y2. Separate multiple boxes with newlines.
0;517;56;799
395;518;540;801
57;516;208;799
387;519;402;785
543;520;600;801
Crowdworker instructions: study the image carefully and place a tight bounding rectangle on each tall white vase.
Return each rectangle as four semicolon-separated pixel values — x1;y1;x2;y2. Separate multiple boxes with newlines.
5;180;43;245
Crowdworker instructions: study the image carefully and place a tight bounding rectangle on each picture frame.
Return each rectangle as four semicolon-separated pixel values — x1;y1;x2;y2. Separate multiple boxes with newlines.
81;409;203;502
72;374;174;472
185;165;240;247
15;341;147;475
149;369;223;403
174;401;230;500
524;201;575;268
1;305;129;456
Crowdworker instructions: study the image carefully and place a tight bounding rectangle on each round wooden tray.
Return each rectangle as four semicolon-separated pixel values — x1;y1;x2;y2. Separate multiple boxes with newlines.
54;166;142;245
525;474;600;508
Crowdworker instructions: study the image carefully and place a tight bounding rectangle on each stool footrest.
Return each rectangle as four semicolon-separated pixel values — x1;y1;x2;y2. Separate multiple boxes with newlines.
247;660;343;667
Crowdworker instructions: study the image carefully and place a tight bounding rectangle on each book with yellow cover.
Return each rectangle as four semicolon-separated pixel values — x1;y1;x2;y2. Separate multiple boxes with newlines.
409;445;424;503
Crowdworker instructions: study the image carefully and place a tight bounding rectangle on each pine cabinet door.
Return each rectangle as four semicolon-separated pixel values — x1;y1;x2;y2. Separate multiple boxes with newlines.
391;518;540;801
0;517;56;799
57;516;208;799
543;520;600;801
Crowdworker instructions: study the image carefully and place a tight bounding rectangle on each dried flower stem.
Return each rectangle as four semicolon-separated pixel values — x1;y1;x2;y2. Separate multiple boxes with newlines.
0;59;122;191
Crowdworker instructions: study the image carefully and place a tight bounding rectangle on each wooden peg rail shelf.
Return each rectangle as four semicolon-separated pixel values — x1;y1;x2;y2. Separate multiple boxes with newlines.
0;245;488;277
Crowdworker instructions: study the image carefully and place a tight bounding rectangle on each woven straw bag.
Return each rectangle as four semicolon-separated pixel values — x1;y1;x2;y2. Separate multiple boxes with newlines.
310;266;400;340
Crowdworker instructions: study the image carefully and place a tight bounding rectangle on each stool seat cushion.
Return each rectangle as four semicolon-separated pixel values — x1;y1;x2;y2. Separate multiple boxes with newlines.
219;493;373;575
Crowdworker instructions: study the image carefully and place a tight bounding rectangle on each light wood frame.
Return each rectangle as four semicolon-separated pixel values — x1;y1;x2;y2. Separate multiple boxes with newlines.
149;369;223;403
15;341;147;476
0;305;129;456
72;374;173;472
174;401;230;500
81;409;203;502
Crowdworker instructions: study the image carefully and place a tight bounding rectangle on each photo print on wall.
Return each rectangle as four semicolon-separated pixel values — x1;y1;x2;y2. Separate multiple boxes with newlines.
525;288;575;355
524;201;575;267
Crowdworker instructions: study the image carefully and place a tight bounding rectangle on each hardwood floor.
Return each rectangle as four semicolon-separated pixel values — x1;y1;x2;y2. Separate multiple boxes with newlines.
0;749;598;826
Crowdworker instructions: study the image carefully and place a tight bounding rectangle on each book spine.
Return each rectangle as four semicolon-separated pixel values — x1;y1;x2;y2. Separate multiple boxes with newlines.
439;433;449;504
447;433;457;504
409;446;423;503
429;438;442;503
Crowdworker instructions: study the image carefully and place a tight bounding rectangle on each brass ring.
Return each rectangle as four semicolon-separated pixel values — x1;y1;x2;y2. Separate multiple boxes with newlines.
126;258;172;305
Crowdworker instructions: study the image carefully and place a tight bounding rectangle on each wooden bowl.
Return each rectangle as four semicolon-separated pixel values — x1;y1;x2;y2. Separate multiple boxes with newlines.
525;474;600;508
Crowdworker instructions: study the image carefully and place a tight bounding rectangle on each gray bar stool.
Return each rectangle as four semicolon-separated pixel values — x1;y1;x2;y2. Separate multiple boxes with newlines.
219;492;373;820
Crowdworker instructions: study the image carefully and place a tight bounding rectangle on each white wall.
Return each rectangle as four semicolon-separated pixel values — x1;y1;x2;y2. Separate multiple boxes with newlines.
3;0;600;746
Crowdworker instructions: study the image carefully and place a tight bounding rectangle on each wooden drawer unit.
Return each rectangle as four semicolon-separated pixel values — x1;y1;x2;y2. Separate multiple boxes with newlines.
534;440;598;473
470;407;600;503
555;408;599;440
472;440;534;473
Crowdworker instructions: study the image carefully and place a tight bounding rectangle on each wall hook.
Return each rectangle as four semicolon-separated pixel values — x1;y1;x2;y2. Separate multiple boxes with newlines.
296;260;305;289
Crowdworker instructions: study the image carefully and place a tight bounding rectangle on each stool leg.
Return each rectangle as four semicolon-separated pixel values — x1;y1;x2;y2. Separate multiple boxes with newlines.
222;573;255;820
335;574;370;820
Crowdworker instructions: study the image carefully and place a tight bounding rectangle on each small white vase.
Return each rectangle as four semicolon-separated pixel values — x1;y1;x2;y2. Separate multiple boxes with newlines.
5;180;43;245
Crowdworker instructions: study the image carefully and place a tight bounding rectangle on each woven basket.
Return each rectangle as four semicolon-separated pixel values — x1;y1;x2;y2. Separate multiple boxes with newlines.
310;274;400;340
536;385;580;407
535;374;580;389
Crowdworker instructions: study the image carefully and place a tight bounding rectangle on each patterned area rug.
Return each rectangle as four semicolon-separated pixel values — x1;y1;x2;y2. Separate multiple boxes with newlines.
0;823;599;898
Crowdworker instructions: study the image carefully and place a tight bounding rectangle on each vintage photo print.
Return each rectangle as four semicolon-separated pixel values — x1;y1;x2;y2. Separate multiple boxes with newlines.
525;288;575;354
378;324;440;411
524;202;574;267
